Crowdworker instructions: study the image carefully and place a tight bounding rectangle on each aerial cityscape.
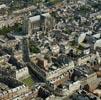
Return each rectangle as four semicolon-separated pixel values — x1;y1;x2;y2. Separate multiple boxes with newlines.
0;0;101;100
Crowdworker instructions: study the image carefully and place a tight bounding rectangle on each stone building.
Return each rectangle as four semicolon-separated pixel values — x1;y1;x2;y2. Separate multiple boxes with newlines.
28;13;55;35
81;72;98;92
77;54;97;65
16;67;30;80
30;55;75;88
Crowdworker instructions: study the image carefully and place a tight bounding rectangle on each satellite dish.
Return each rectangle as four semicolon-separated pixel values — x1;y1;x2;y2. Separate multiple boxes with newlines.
78;33;86;44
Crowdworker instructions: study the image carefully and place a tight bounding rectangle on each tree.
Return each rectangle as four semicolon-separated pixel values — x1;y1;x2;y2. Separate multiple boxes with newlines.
0;26;12;36
30;45;40;53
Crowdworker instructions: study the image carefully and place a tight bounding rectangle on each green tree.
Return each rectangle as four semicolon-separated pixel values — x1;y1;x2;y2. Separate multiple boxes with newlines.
30;46;40;53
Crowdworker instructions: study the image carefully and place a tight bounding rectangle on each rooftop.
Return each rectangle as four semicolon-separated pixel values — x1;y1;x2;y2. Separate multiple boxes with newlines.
29;13;51;22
